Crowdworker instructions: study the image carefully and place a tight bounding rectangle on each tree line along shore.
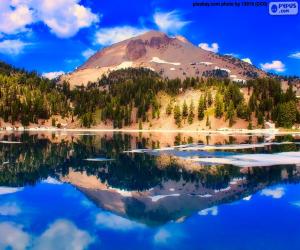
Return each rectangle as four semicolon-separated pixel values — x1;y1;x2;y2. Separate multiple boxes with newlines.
0;62;299;130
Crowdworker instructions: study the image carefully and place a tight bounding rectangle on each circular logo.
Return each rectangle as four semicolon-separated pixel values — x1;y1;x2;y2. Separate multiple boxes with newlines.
271;4;278;13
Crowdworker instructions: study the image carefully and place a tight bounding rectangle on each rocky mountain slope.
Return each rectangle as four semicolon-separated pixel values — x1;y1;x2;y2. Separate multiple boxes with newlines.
62;30;267;87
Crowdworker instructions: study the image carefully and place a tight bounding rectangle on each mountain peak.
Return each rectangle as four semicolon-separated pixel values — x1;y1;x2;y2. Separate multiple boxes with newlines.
129;30;191;45
138;30;168;38
62;30;267;87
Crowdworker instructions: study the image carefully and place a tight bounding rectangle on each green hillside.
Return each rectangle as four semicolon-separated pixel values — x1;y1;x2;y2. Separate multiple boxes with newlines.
0;61;299;129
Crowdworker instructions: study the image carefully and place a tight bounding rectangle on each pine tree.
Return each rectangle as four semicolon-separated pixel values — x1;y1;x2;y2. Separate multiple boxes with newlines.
174;104;182;127
257;111;264;126
226;101;235;127
214;93;223;118
203;92;207;109
182;100;188;120
166;102;172;115
80;112;94;128
207;90;213;107
198;95;205;120
276;101;297;128
248;93;257;112
188;100;195;124
236;102;249;120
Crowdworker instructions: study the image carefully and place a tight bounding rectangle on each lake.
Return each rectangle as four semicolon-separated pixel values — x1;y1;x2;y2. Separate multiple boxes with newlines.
0;131;300;250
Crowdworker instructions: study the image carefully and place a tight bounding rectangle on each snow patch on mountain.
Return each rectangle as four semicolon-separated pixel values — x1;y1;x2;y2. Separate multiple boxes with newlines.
150;57;181;66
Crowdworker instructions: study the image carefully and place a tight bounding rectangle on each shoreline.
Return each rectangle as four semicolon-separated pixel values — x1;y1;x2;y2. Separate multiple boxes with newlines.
1;127;300;135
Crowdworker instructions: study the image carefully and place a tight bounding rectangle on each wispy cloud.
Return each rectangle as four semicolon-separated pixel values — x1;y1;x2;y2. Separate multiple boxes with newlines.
225;53;239;58
154;228;172;244
289;52;300;59
94;26;147;46
153;10;190;34
0;39;29;55
0;202;21;216
153;226;185;245
82;48;96;59
198;42;219;53
95;212;144;231
260;60;285;72
290;201;300;207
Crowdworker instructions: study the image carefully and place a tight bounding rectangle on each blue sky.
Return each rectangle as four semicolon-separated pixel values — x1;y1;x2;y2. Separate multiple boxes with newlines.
0;0;299;78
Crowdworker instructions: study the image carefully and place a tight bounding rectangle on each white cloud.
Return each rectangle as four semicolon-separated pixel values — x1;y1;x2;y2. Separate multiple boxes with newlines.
0;0;99;38
261;187;285;199
291;201;300;207
80;199;94;208
0;219;94;250
95;26;147;46
199;42;219;53
95;212;144;231
0;187;24;195
33;219;93;250
0;202;21;216
153;10;190;34
154;228;172;244
260;60;285;72
34;0;99;38
42;71;65;80
0;222;30;250
82;48;96;59
153;227;185;245
289;52;300;59
0;39;29;55
242;58;252;64
198;206;218;216
65;58;80;65
0;1;33;34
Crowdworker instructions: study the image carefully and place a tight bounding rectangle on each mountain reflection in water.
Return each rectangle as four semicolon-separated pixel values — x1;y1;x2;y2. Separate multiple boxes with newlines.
0;132;300;227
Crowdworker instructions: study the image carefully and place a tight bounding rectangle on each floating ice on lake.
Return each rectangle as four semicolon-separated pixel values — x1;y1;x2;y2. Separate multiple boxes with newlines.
198;206;218;216
197;194;213;198
179;142;294;151
190;151;300;167
150;194;180;202
123;142;296;154
84;158;114;162
0;141;22;144
0;187;23;195
243;195;252;201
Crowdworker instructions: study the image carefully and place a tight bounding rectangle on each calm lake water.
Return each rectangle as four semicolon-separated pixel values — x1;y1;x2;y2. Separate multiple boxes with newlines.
0;132;300;250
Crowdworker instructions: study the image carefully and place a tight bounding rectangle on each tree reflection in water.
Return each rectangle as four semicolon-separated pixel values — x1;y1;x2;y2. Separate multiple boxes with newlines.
0;132;300;225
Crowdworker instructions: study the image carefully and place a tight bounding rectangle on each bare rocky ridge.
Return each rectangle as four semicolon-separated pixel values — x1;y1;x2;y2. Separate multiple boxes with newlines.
62;30;267;87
